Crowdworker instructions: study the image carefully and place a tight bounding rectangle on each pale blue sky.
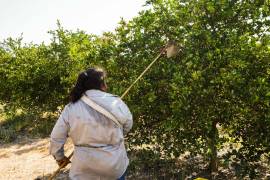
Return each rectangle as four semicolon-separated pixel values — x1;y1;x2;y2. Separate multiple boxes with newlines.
0;0;146;44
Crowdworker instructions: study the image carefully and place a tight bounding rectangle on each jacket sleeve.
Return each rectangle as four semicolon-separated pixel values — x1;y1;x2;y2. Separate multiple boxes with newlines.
123;111;133;135
119;100;133;135
49;105;70;160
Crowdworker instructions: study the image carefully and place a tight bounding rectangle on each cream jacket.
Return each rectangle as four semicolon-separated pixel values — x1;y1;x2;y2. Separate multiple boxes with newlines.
50;90;133;180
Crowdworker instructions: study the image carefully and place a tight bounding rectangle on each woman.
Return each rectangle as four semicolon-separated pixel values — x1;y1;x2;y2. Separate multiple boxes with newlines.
50;68;133;180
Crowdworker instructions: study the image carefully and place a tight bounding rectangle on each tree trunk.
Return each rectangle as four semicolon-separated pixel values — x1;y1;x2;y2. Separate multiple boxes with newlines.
209;121;218;173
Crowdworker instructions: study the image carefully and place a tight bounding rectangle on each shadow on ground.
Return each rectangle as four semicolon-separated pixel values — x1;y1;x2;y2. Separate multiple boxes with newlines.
35;169;69;180
14;145;269;180
0;136;50;158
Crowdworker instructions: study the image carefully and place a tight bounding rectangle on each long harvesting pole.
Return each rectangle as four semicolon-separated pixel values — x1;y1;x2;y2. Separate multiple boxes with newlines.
120;48;166;99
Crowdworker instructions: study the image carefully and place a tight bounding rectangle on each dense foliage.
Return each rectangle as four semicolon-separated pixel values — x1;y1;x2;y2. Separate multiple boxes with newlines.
0;0;269;177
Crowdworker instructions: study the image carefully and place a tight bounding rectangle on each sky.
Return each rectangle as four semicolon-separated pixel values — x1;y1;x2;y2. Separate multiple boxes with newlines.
0;0;146;44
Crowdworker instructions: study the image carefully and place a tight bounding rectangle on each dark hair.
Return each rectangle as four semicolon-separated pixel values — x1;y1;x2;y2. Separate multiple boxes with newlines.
69;68;106;103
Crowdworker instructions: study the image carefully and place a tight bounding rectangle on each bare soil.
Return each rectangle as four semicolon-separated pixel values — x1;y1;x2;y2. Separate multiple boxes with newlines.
0;136;72;180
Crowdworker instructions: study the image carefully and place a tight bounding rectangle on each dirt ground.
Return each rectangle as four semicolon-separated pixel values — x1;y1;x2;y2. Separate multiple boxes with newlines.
0;136;73;180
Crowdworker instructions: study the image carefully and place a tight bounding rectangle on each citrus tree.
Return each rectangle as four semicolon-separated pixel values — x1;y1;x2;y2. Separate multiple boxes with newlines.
110;0;270;174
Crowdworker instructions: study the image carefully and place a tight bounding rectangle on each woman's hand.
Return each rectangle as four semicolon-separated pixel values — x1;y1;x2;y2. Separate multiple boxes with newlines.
56;156;71;167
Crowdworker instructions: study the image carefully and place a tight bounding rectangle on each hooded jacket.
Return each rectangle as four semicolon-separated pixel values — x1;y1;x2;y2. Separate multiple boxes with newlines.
50;90;133;180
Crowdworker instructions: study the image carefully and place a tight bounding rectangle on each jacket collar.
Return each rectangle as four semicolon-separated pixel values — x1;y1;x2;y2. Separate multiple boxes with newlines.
85;89;112;98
